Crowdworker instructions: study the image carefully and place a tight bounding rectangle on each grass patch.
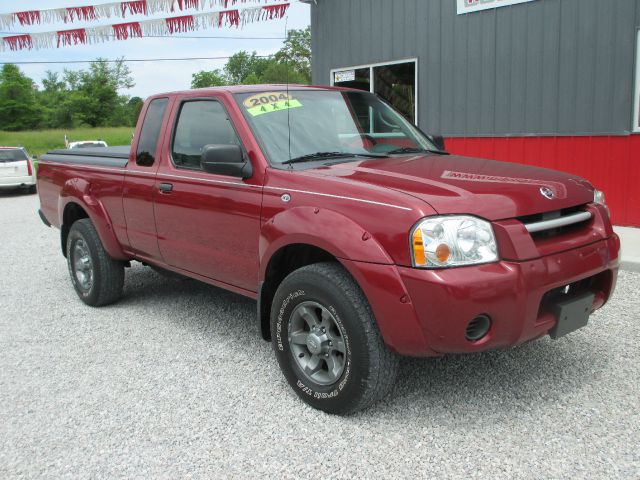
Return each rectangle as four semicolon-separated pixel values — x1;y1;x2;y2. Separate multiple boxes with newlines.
0;127;134;158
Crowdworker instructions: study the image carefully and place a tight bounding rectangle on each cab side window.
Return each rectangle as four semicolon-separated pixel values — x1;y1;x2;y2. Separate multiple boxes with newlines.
171;100;241;170
136;97;169;167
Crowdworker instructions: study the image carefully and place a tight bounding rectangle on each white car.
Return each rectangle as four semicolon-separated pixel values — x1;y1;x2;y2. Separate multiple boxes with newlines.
0;147;37;194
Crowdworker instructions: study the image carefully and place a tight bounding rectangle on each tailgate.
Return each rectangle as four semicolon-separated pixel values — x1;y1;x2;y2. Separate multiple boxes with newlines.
0;160;29;178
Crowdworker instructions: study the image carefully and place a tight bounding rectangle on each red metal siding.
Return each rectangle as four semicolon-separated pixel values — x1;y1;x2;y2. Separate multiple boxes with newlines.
446;136;640;227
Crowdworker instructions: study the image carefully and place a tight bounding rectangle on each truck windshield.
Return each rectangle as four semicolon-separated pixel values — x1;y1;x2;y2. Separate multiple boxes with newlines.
235;90;437;166
0;149;27;162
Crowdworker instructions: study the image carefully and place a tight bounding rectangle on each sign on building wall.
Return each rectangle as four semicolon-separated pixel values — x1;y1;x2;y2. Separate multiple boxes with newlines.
456;0;538;15
334;70;356;83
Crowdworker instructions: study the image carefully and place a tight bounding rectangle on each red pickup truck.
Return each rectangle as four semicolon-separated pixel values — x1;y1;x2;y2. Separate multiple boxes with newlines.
37;85;620;414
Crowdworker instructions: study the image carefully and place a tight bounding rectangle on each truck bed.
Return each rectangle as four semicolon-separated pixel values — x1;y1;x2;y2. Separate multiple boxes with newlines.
43;146;130;168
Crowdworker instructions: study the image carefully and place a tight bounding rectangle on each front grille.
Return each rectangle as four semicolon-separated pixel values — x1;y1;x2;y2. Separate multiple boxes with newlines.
518;205;591;239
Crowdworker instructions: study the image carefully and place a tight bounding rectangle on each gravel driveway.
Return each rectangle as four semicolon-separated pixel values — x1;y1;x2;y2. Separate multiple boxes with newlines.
1;191;638;479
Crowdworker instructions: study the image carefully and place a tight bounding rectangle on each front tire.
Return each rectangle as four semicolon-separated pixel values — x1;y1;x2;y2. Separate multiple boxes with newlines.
271;262;399;415
66;219;124;306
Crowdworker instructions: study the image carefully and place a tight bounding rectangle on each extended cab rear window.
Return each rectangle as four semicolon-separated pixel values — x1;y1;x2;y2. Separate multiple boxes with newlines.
0;149;27;162
136;98;169;167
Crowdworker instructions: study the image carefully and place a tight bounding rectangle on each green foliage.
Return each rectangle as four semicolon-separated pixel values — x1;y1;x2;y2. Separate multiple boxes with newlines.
0;59;138;132
46;59;135;128
190;27;312;88
274;26;312;83
259;62;308;84
0;64;42;131
0;127;134;158
224;51;267;84
191;69;227;89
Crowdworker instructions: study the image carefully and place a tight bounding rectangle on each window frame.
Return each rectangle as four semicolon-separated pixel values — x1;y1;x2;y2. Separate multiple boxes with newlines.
633;29;640;133
169;97;246;172
330;58;419;125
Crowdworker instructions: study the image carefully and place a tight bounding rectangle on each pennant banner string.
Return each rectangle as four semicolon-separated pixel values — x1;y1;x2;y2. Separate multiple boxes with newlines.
1;3;289;52
0;0;280;30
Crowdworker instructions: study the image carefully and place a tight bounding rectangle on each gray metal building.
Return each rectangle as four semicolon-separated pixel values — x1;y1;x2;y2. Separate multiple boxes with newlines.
304;0;640;226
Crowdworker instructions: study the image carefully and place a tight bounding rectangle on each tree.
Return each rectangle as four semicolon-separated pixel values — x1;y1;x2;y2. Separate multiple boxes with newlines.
259;62;308;85
191;69;227;89
0;59;137;131
39;71;68;128
70;59;134;127
224;51;272;84
126;97;144;126
274;27;312;83
0;64;41;131
190;28;313;89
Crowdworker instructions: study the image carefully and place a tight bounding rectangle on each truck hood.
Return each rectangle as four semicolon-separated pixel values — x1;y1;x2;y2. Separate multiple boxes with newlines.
304;154;595;220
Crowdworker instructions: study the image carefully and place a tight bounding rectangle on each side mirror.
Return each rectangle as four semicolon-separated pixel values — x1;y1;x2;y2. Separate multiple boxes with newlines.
200;144;252;179
32;155;38;160
430;135;445;151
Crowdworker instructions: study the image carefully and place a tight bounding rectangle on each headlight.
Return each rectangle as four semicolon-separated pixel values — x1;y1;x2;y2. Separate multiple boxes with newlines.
593;189;609;216
411;216;499;268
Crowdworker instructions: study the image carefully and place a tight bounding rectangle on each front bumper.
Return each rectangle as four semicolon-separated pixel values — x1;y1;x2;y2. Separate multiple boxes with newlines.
344;235;620;357
0;175;35;188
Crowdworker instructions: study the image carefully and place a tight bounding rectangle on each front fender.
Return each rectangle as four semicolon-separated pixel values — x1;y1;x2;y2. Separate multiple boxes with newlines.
59;178;128;260
259;206;393;278
260;206;437;357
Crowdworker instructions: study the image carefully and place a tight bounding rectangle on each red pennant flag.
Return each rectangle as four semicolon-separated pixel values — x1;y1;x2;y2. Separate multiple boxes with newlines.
263;4;289;19
57;29;88;47
121;0;147;17
112;22;143;40
219;9;240;27
166;15;195;34
177;0;200;9
65;6;97;23
13;11;41;26
4;34;33;51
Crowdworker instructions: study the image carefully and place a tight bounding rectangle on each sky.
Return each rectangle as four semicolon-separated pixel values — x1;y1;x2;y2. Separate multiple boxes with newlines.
0;0;310;98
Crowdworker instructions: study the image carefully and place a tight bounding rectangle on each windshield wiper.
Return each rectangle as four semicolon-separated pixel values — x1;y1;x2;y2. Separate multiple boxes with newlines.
386;147;447;155
281;151;387;165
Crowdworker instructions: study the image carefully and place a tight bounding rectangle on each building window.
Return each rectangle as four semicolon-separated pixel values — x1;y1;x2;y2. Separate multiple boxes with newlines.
634;30;640;133
331;59;418;125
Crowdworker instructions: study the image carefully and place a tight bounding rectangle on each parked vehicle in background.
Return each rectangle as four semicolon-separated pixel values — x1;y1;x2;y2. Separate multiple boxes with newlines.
37;85;620;414
0;147;37;194
64;135;108;150
67;140;108;150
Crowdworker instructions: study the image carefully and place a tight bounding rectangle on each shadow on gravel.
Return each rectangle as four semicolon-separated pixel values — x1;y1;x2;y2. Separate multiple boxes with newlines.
111;263;609;419
117;263;258;334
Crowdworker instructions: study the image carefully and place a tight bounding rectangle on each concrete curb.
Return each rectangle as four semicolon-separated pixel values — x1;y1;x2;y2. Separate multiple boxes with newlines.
614;226;640;273
620;259;640;273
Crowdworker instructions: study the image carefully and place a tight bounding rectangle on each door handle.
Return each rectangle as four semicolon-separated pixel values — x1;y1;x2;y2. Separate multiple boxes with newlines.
159;182;173;193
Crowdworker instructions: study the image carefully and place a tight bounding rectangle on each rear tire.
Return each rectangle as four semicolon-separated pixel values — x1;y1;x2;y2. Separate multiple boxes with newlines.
66;218;124;306
27;185;37;194
271;262;399;415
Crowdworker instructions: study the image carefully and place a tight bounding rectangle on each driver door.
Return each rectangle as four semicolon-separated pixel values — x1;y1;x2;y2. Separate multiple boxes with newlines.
153;97;262;292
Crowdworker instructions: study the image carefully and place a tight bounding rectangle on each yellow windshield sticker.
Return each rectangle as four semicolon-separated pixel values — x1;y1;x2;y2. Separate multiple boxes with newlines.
244;92;303;117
